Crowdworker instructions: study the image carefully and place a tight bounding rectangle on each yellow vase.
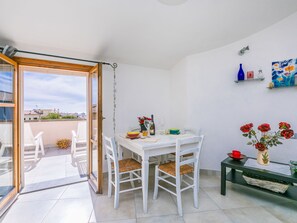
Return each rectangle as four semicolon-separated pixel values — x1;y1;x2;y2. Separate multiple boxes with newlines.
257;149;270;165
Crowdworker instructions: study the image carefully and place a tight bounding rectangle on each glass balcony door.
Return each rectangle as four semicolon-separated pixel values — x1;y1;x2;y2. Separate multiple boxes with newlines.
88;64;103;193
0;54;20;214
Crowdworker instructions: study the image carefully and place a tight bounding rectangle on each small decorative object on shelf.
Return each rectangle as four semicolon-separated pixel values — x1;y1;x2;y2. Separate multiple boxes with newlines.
56;139;71;149
235;68;265;83
257;69;264;79
138;116;151;132
240;122;294;165
247;71;254;79
268;82;274;89
237;63;245;81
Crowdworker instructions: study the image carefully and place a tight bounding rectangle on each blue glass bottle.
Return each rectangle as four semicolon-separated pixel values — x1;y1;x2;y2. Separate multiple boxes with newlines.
237;64;245;81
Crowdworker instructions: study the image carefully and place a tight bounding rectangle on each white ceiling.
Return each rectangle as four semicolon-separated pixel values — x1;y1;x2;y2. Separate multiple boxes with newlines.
1;0;297;69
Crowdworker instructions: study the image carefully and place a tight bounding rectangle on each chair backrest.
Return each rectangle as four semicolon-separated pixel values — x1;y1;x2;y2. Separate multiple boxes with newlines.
0;123;12;145
77;121;87;141
24;123;35;145
103;135;119;173
175;135;204;175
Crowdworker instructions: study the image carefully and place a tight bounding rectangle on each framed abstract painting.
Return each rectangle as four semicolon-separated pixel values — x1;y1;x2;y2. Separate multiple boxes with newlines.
272;59;297;88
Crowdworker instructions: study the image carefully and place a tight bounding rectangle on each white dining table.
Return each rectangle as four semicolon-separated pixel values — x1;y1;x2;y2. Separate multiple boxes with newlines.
116;133;194;213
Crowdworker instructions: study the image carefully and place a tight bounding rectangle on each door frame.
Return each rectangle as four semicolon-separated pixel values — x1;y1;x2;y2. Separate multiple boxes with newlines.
15;57;103;193
0;54;20;214
88;63;103;193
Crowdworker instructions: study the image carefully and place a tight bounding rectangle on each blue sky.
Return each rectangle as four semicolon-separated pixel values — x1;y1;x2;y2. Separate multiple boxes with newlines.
24;72;87;113
0;71;13;93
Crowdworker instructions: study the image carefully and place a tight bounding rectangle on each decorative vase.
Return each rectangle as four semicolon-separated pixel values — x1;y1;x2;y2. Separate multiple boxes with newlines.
140;124;146;132
237;64;245;81
257;149;270;165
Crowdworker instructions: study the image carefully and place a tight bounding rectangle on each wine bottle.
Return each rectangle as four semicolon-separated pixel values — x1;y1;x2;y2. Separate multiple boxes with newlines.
150;114;155;135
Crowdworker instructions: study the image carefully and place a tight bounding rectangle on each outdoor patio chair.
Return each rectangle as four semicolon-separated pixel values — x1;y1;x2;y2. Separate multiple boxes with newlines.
71;121;87;158
24;123;45;162
153;135;204;216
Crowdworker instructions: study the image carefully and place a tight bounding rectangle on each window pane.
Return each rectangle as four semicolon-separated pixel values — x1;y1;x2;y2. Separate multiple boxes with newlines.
0;60;14;103
0;107;14;200
91;72;98;140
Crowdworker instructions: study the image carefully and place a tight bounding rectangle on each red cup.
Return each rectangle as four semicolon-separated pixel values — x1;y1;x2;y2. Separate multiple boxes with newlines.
232;150;241;158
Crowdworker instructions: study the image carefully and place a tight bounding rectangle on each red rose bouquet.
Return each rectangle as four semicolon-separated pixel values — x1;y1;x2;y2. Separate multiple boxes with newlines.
240;122;294;151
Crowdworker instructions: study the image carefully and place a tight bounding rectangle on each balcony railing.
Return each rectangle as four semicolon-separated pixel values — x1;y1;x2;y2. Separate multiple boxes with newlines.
27;119;86;147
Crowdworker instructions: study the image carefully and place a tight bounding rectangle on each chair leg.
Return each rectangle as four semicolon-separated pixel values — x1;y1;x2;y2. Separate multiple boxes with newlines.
73;143;77;158
108;171;112;198
40;138;45;155
130;172;135;188
153;165;159;200
193;171;199;208
34;144;39;162
114;177;120;209
0;145;5;157
176;175;183;216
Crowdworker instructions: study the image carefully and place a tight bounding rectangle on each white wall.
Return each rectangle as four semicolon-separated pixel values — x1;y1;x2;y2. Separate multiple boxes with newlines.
172;12;297;171
102;63;171;171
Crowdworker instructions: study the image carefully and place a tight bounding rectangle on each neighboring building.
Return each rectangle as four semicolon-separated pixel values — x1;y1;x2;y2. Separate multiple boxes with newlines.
24;110;40;121
0;90;13;103
23;109;85;121
24;108;58;121
0;91;13;121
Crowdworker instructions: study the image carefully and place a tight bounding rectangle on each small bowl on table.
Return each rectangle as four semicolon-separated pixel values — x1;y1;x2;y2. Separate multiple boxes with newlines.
127;131;140;139
169;128;180;135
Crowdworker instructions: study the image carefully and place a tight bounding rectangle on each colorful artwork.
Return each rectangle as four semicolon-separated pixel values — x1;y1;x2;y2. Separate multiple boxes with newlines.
272;59;297;88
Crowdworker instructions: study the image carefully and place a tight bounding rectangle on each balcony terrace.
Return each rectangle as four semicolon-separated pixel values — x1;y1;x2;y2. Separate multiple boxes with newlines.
23;119;87;192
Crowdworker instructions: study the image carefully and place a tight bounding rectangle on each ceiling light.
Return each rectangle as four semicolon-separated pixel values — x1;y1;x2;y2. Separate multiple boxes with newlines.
158;0;188;6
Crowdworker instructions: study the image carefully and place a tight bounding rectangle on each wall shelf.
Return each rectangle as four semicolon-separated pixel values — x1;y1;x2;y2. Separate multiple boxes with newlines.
234;77;265;83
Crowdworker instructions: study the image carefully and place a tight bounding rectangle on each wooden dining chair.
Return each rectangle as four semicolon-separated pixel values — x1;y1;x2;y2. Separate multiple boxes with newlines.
153;135;204;216
104;135;142;209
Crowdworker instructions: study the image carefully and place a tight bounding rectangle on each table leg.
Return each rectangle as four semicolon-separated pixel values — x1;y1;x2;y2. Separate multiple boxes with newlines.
231;168;236;182
142;155;149;213
221;164;226;195
118;144;123;160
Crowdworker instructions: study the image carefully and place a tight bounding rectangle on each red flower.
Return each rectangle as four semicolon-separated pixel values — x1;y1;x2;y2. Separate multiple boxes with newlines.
138;116;151;125
240;123;253;133
255;142;266;151
258;123;271;133
279;122;291;130
281;129;294;139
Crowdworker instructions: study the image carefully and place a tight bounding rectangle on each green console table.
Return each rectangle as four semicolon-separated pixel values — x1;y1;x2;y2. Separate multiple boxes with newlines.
221;157;297;201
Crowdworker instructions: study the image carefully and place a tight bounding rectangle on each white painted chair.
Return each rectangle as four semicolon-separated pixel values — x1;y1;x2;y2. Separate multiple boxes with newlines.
153;135;204;216
166;128;202;162
71;121;87;158
24;123;44;162
104;135;142;209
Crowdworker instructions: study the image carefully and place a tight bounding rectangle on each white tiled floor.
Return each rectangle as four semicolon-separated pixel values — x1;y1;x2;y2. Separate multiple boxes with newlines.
1;172;297;223
23;147;87;191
